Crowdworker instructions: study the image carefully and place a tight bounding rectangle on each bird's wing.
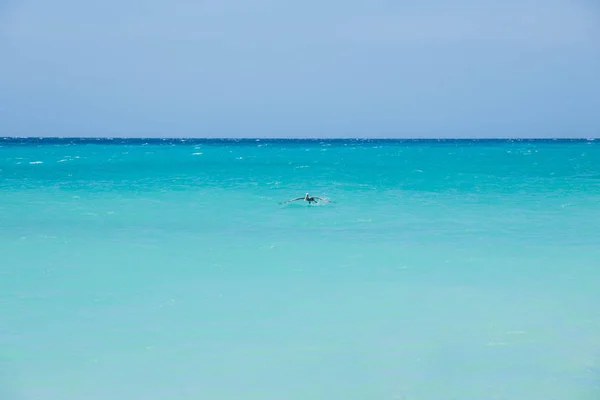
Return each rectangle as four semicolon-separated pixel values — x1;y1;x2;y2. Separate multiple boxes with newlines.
281;197;304;204
313;196;330;202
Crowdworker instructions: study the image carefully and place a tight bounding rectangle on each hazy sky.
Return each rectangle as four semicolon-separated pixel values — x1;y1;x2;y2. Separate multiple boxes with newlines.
1;0;599;138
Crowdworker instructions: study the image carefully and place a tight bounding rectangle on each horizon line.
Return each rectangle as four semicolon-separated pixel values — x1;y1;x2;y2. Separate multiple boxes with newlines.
1;136;598;141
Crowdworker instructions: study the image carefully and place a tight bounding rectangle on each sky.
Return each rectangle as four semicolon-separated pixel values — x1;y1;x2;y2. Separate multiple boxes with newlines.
0;0;599;138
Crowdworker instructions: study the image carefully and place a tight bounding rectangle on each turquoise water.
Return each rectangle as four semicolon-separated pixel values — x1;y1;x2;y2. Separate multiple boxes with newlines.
1;138;600;399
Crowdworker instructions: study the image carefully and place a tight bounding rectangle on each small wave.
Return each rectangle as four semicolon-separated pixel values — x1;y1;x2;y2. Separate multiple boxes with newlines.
192;152;203;156
29;161;43;165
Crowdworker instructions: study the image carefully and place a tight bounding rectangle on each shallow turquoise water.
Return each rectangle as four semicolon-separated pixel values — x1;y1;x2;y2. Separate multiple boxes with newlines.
1;139;600;399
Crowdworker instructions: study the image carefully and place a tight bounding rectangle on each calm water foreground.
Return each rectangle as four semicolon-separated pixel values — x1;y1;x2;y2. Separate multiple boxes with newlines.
1;138;600;400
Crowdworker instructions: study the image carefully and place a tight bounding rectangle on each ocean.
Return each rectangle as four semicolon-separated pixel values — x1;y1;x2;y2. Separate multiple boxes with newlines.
1;138;599;399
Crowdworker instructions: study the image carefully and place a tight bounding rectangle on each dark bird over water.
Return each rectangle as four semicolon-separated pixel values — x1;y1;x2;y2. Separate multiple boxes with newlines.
281;193;330;204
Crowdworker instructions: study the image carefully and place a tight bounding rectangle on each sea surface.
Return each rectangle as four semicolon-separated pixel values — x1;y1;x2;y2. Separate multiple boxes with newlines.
1;138;600;400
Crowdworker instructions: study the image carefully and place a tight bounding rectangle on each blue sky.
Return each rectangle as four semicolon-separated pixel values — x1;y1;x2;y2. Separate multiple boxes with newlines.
0;0;599;138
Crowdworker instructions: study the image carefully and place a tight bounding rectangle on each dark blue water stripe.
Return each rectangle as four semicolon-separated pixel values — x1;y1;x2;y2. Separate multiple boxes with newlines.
0;137;596;146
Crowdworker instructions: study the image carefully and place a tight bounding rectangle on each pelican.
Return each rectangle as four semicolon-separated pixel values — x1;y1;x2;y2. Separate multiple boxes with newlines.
281;193;330;205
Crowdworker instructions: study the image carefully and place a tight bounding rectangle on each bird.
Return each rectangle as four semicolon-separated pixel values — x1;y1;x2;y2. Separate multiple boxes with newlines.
281;193;330;205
